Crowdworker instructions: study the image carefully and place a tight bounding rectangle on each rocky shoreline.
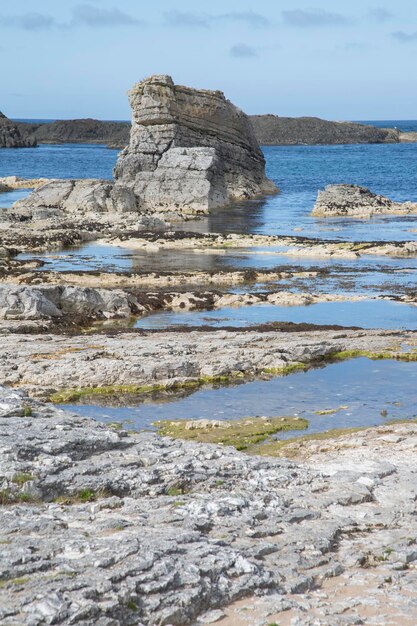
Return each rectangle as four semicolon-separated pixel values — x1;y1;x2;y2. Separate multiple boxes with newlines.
2;75;417;625
2;389;417;625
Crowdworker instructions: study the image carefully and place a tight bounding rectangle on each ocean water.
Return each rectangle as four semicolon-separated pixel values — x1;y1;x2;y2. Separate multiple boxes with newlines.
61;358;417;438
1;122;417;244
356;120;417;132
0;143;119;180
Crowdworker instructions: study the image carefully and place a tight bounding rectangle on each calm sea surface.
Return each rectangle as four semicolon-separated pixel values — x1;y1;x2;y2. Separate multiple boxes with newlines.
2;120;417;242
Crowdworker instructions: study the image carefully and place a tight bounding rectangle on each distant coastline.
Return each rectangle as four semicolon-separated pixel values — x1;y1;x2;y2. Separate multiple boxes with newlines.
4;115;417;150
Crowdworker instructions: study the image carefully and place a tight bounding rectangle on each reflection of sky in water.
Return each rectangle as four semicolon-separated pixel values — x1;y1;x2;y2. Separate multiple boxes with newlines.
2;142;417;242
189;143;417;242
17;242;417;296
0;189;30;208
61;358;417;438
135;299;417;331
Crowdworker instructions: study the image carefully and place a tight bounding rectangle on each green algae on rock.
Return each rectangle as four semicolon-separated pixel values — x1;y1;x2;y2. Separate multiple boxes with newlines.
154;416;308;450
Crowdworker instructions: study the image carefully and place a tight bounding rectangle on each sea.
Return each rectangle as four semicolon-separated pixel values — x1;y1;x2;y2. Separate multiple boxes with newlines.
2;120;417;243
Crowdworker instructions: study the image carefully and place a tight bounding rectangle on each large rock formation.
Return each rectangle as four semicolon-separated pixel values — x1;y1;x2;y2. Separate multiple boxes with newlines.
113;75;277;213
251;115;400;146
312;184;417;218
13;76;277;219
0;111;36;148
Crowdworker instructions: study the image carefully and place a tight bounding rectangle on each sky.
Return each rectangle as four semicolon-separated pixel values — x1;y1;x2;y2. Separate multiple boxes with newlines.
2;0;417;120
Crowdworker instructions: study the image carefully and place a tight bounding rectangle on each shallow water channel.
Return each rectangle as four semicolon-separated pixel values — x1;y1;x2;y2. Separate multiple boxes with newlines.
135;299;417;331
61;358;417;441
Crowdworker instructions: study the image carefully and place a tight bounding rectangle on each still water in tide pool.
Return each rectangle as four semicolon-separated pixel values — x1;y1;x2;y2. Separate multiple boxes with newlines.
134;299;417;331
60;358;417;440
2;136;417;241
16;242;417;296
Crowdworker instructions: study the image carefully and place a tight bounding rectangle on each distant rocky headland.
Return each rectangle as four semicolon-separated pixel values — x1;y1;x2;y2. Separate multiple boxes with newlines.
5;112;416;150
250;114;401;145
0;111;36;148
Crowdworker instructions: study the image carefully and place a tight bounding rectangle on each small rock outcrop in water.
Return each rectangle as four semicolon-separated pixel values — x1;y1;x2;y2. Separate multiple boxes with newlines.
312;184;417;218
250;115;400;145
0;111;36;148
114;74;278;212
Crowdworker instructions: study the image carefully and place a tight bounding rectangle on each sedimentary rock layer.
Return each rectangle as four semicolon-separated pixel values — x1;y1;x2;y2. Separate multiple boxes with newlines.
114;74;278;212
312;184;417;218
0;327;412;398
14;76;277;218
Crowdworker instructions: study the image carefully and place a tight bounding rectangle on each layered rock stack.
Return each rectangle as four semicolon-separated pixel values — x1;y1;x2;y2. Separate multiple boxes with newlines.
13;76;277;219
0;111;37;148
114;75;278;213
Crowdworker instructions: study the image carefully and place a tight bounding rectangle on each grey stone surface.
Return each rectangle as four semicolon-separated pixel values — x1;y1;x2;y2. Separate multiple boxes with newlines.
312;184;417;218
0;285;144;322
0;327;411;397
1;388;417;625
12;179;137;214
114;74;278;211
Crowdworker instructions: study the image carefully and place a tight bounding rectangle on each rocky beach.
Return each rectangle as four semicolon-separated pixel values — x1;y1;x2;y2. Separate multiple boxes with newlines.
1;74;417;626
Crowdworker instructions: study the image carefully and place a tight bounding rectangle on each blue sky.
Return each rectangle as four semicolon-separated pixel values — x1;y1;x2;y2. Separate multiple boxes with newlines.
2;0;417;120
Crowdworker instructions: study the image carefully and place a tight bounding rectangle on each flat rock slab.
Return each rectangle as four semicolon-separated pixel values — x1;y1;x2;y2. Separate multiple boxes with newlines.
0;328;411;397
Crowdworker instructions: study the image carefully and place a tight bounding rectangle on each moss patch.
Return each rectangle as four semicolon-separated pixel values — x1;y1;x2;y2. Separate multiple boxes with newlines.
0;576;31;589
50;364;311;404
329;350;417;363
155;416;308;451
54;488;110;505
11;473;33;486
0;489;39;506
250;426;368;458
315;405;348;416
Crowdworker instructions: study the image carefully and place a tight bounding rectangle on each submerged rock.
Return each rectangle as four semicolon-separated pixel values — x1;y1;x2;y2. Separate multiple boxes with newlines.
312;184;417;218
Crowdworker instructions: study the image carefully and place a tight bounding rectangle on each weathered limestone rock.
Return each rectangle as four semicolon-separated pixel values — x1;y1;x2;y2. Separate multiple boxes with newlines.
15;76;277;220
312;184;417;218
0;176;51;190
0;327;411;398
2;388;417;625
13;179;137;214
0;111;36;148
114;74;278;212
0;285;143;322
